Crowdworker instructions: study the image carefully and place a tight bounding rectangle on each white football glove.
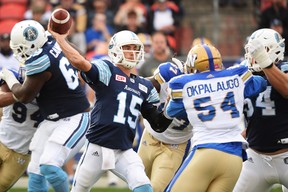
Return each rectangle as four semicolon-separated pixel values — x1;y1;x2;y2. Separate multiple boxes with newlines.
0;68;20;90
172;57;184;73
247;39;273;69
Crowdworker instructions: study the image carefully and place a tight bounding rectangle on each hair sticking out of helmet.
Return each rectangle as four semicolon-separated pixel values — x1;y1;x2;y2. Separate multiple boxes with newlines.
108;30;144;69
10;20;48;63
245;28;285;72
185;44;223;73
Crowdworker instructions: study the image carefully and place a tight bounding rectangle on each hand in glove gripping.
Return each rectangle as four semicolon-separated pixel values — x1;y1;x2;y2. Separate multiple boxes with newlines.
247;39;273;69
0;68;20;90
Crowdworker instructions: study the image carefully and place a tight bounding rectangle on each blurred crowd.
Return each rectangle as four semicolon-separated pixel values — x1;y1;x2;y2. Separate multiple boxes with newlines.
0;0;184;71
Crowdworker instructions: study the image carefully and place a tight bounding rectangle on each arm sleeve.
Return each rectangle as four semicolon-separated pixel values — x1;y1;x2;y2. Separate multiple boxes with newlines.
141;105;172;133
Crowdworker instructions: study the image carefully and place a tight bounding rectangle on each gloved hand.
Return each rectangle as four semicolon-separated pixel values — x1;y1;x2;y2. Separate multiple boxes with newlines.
0;68;20;90
247;39;273;69
172;57;184;73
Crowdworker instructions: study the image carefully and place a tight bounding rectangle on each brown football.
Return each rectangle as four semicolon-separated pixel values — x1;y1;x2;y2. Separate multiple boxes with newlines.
49;8;72;34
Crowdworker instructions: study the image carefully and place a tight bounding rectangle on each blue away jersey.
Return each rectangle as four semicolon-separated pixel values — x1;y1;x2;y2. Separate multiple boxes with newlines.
83;60;160;150
24;35;90;120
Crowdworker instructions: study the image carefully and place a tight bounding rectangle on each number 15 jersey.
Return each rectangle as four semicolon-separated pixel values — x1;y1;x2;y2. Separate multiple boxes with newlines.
82;60;160;150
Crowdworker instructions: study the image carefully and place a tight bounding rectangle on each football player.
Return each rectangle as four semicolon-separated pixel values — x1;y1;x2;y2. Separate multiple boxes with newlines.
165;44;267;192
137;59;193;192
0;20;90;192
49;29;172;192
0;68;43;191
233;28;288;192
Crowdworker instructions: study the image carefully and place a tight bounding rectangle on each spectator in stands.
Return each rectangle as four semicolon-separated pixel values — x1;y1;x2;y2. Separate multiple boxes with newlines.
86;0;114;29
68;17;87;55
258;0;288;56
138;33;153;58
136;33;152;70
138;31;172;77
85;13;113;55
115;9;146;34
147;0;181;51
269;18;288;57
55;0;87;32
24;0;52;29
114;0;147;28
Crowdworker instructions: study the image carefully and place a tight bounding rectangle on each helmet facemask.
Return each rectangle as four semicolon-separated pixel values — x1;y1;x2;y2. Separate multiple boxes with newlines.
10;20;48;63
10;42;33;63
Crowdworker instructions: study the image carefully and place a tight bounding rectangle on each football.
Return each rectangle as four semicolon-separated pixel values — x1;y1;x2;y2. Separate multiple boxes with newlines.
49;8;72;34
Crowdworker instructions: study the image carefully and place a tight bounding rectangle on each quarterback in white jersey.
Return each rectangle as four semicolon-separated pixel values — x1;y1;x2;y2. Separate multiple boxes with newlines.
0;69;43;191
165;44;267;192
138;60;193;192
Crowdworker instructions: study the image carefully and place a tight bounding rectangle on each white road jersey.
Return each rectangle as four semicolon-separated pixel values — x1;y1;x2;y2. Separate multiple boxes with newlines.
166;65;268;148
182;75;247;147
146;80;193;144
0;100;41;154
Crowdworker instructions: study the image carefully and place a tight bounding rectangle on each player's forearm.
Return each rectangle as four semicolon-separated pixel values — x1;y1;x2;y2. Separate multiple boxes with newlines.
56;37;91;72
0;91;16;107
142;106;172;133
10;83;34;103
263;65;288;98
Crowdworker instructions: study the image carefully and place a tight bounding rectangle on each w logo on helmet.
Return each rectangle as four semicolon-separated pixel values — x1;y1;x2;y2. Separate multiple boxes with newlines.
23;26;38;41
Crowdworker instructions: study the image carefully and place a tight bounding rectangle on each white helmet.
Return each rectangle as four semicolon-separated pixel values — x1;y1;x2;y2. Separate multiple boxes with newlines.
10;20;48;63
245;28;285;72
108;30;144;69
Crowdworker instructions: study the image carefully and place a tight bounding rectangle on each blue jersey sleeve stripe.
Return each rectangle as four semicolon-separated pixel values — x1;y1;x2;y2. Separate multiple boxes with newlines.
26;55;50;75
147;87;160;103
95;60;111;86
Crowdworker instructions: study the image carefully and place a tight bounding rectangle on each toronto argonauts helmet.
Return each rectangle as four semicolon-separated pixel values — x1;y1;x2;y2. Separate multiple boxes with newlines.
10;20;48;63
108;30;144;69
245;28;285;72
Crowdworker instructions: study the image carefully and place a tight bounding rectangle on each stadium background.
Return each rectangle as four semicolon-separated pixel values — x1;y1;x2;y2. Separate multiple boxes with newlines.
0;0;284;191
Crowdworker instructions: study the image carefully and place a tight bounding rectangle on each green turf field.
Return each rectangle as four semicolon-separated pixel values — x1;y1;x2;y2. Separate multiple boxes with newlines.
9;187;282;192
9;188;130;192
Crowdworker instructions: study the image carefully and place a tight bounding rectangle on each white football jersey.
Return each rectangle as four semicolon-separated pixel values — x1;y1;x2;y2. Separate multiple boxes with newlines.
0;100;41;154
146;78;193;144
166;65;267;148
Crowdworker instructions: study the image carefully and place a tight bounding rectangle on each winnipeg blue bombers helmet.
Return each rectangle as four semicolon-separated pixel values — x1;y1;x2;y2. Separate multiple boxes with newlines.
185;44;223;73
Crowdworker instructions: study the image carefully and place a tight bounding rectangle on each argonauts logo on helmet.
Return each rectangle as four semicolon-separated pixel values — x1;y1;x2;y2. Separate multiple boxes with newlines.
23;26;38;41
